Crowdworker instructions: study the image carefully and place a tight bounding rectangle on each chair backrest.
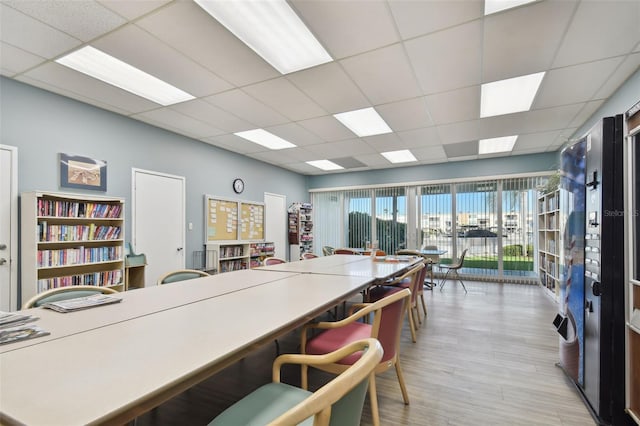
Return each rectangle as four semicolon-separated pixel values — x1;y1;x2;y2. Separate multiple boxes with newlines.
452;248;469;269
270;338;383;426
301;253;319;260
157;269;210;285
333;248;360;255
396;249;420;256
421;245;441;264
363;249;386;256
322;246;335;256
388;262;426;306
263;256;287;266
22;285;118;309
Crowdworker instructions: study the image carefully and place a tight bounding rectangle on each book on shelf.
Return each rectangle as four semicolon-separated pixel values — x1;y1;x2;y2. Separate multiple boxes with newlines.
42;293;123;313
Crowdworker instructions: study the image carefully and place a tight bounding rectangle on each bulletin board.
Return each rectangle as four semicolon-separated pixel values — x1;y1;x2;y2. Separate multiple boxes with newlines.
239;202;265;241
205;196;240;242
204;195;265;242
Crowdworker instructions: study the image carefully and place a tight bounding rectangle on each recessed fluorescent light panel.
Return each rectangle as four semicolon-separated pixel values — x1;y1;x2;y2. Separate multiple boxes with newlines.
484;0;537;15
306;160;344;171
333;107;392;137
481;72;545;118
479;135;518;154
194;0;332;74
234;129;297;150
381;150;417;164
55;46;195;106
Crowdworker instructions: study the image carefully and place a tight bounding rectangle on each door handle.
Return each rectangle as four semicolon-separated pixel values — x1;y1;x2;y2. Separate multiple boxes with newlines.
177;247;183;252
0;244;6;250
0;258;7;265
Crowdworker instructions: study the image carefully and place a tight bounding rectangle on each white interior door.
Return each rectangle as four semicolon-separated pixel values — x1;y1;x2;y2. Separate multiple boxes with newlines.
0;145;18;310
264;192;287;260
132;169;185;286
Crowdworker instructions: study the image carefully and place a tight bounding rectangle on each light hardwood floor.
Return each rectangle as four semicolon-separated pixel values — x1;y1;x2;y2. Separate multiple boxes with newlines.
136;281;595;425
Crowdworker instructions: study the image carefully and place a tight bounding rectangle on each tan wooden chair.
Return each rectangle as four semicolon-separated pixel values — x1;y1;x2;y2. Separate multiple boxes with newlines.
262;256;287;266
301;289;411;426
333;248;361;255
156;269;209;285
209;338;383;426
22;285;119;309
301;252;319;259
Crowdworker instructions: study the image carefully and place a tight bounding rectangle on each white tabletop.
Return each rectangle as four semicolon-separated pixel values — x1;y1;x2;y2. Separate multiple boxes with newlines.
0;273;372;426
257;255;421;281
1;269;298;354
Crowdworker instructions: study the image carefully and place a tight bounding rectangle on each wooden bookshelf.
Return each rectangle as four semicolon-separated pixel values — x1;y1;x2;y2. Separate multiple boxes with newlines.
288;202;313;260
537;189;560;300
20;191;125;306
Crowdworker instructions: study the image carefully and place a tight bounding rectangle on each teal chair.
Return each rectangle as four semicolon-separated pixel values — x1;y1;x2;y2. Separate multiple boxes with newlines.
156;269;209;285
22;285;119;309
208;338;383;426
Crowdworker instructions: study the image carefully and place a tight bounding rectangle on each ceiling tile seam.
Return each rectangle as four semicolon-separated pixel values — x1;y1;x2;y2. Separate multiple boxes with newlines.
544;0;581;72
396;39;437;131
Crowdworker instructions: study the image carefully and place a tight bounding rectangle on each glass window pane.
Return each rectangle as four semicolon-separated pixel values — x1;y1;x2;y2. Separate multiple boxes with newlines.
375;187;406;254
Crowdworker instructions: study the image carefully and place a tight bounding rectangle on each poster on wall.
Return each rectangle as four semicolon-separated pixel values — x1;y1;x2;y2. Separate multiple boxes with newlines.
59;153;107;191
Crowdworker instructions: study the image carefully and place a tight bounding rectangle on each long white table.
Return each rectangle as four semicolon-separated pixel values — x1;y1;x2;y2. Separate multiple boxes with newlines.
0;272;372;426
1;269;299;354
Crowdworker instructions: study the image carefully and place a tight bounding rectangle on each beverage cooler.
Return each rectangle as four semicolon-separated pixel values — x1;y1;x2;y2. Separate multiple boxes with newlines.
554;114;631;425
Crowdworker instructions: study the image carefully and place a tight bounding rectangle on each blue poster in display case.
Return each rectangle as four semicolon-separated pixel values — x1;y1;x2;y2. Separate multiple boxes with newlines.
558;139;586;386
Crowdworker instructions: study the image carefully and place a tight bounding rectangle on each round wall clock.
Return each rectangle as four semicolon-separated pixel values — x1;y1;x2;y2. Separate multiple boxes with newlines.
233;178;245;194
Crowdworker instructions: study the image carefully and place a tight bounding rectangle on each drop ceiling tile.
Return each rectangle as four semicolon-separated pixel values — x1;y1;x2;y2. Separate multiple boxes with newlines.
535;57;623;108
246;149;300;166
98;0;171;20
482;0;576;82
397;126;442;148
0;4;81;58
443;141;478;158
331;157;367;169
340;44;422;105
405;20;483;94
4;0;126;42
264;123;324;147
425;86;480;125
278;147;319;162
0;42;45;76
478;113;526;139
170;99;253;134
133;108;226;139
14;74;133;116
594;53;640;100
448;154;479;163
136;1;278;86
285;162;324;175
411;145;448;163
202;134;265;154
304;139;375;157
203;89;289;128
511;146;545;155
522;104;584;133
436;120;480;144
389;0;483;40
297;116;358;142
353;153;392;167
20;62;158;113
243;77;327;121
568;100;604;129
93;24;232;97
290;0;399;59
513;131;562;150
362;133;405;152
375;97;433;131
287;62;370;113
553;0;640;68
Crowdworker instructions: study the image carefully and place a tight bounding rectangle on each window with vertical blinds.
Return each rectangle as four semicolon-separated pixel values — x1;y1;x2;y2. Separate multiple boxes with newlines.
311;175;545;282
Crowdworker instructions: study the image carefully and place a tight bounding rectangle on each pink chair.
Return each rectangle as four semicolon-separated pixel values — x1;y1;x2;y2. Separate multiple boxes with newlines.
333;248;361;255
301;253;318;259
262;257;286;266
300;288;411;426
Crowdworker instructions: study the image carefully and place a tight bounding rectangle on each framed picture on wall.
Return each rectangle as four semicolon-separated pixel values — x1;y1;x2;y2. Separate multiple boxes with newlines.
59;153;107;191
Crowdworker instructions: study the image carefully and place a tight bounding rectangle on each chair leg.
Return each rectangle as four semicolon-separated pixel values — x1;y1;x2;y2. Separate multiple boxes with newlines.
439;268;451;291
419;293;427;317
301;364;308;390
407;308;417;343
368;374;380;426
394;358;410;405
455;270;468;293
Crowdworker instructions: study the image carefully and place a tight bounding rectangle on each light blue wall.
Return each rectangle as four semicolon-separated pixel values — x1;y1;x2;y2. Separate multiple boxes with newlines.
0;77;309;268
